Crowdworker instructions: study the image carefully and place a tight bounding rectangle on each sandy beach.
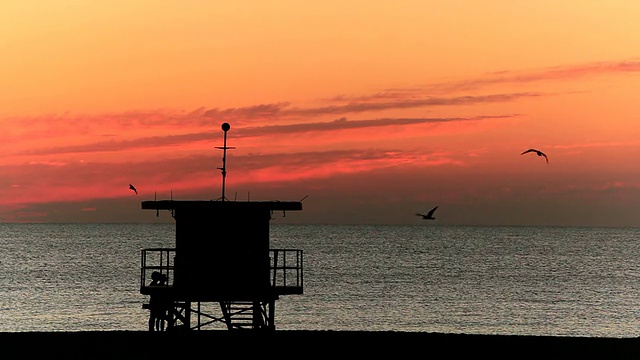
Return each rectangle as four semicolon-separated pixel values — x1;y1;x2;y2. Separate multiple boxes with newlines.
5;331;639;359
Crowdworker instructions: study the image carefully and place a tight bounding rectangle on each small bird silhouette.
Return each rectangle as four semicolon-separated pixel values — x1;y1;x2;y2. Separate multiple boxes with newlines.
129;184;138;194
416;206;438;220
521;148;549;164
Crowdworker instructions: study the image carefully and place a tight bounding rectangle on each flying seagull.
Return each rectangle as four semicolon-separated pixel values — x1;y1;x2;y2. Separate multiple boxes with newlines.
521;148;549;164
416;206;438;220
129;184;138;194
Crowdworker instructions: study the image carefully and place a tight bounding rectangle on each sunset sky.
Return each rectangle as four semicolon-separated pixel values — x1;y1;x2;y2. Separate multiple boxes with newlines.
2;1;640;226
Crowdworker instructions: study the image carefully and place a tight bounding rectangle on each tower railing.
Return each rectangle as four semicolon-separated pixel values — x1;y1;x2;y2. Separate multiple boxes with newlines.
140;248;176;289
140;248;303;292
270;249;303;291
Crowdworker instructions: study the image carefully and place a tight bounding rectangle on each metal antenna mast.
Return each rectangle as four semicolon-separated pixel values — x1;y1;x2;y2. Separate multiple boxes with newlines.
215;122;235;201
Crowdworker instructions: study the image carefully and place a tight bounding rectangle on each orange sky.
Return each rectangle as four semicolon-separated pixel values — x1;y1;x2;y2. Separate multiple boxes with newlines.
2;1;640;226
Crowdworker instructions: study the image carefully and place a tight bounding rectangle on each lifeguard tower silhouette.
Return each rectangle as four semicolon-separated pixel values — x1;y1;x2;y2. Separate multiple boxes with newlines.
140;123;303;331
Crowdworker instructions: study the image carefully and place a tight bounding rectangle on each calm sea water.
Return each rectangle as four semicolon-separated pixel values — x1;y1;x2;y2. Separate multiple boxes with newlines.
1;223;639;337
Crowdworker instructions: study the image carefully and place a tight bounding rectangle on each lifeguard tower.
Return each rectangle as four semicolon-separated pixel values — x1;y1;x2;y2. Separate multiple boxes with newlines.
139;123;303;331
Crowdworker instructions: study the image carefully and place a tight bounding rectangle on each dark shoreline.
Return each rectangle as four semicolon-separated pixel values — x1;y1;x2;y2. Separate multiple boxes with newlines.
6;331;640;359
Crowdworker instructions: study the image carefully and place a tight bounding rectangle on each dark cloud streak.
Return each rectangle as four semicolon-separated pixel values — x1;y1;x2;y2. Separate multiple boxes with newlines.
234;114;520;138
282;93;539;117
424;60;640;92
21;114;519;155
22;132;215;155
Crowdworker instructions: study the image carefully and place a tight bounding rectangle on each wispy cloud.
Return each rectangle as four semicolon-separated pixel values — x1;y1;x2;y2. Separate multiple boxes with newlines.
280;93;540;117
188;92;538;123
423;60;640;92
201;103;290;122
4;89;537;151
20;114;520;155
231;114;520;138
6;59;637;135
20;132;216;155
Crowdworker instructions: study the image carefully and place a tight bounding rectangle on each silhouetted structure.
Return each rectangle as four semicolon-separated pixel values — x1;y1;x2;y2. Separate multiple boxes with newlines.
139;123;303;331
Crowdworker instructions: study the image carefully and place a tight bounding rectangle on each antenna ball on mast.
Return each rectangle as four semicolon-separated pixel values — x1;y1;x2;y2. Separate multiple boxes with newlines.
221;123;230;132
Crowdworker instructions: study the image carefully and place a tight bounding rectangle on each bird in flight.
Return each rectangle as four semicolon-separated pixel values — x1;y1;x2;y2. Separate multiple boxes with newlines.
129;184;138;194
416;206;438;220
521;148;549;164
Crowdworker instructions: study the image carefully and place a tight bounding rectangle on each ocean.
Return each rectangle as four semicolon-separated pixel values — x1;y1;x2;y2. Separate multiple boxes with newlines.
1;223;639;337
